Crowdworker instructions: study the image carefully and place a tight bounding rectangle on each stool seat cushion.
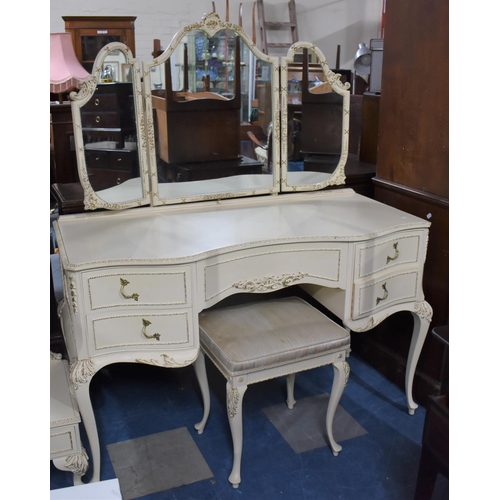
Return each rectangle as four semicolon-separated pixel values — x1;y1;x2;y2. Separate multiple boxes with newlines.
199;297;350;376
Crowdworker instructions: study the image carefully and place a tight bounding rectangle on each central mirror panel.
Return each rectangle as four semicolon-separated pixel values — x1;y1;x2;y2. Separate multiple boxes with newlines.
143;14;280;205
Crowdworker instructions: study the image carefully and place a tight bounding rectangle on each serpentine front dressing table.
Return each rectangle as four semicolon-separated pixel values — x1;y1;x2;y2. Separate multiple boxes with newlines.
53;14;432;483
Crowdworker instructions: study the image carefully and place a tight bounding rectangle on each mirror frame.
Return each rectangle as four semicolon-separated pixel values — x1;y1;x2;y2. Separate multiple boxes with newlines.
280;42;350;192
70;42;150;210
142;13;281;206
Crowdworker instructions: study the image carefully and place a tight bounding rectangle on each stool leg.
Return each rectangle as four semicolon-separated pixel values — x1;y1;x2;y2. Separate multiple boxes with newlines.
227;382;247;488
193;351;210;434
326;356;350;456
286;374;296;409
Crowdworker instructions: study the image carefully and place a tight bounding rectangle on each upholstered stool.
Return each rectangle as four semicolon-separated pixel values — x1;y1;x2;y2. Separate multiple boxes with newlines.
193;296;351;488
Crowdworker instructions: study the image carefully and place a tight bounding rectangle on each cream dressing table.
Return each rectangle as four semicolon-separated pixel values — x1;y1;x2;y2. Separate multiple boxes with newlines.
53;14;432;483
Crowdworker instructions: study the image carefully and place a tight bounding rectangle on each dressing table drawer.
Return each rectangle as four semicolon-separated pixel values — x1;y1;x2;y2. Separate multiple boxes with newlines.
86;310;194;357
83;268;192;311
50;425;81;459
354;231;426;280
201;243;347;307
351;270;422;320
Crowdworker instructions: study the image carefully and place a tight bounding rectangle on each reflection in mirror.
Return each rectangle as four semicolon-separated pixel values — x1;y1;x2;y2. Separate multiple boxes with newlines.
71;42;149;210
143;14;280;205
281;42;350;192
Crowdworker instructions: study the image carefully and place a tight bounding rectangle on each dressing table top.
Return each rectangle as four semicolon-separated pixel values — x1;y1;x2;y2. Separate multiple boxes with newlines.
54;189;429;271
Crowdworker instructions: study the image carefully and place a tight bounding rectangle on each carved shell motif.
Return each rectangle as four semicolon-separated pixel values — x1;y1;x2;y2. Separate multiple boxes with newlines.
233;272;307;292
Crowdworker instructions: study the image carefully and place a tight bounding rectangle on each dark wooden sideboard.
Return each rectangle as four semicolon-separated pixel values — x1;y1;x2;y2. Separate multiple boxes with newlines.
50;103;79;185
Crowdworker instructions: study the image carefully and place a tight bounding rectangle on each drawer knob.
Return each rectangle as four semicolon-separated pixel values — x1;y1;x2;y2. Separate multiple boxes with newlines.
95;116;101;123
376;283;389;305
94;98;100;106
142;319;161;341
386;242;400;264
119;278;139;301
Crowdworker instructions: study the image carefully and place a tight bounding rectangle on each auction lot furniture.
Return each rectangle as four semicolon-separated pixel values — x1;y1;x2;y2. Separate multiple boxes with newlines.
194;296;351;488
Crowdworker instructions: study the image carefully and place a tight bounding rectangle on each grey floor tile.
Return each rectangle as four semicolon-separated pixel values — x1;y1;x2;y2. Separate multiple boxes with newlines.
107;427;213;499
262;394;368;453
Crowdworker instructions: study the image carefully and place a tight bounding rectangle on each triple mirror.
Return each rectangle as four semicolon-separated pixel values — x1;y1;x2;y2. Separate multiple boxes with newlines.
70;13;350;210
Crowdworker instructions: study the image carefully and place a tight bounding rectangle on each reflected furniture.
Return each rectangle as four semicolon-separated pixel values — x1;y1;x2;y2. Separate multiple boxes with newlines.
298;50;344;172
173;156;264;182
81;83;136;147
50;354;89;484
63;16;136;73
82;83;139;190
193;296;351;488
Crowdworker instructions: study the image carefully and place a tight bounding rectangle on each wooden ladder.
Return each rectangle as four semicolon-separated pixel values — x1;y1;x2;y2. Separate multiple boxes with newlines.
256;0;299;55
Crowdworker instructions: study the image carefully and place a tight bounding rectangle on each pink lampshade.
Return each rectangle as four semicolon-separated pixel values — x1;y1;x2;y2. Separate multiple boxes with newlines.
50;33;90;93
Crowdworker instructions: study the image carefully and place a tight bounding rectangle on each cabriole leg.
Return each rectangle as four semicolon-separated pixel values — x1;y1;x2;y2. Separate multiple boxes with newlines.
193;351;210;434
407;301;433;415
326;355;350;456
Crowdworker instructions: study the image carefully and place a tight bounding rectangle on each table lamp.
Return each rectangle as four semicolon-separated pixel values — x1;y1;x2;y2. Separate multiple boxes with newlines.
353;42;371;94
50;33;90;103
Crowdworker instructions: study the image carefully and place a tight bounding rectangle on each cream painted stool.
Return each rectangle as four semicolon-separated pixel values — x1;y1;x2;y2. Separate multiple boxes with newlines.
193;296;351;488
50;353;89;485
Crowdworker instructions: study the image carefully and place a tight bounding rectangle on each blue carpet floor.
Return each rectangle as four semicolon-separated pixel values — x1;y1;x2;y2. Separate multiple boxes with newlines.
50;348;448;499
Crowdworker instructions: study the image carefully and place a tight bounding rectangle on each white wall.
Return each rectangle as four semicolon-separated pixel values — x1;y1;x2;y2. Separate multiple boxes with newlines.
50;0;382;71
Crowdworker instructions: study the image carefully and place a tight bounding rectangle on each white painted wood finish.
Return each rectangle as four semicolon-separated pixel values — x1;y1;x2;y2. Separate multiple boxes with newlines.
53;188;432;483
50;356;89;485
194;296;351;488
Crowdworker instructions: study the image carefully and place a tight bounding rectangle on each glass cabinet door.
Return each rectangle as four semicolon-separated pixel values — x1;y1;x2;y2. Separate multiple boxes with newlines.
80;32;122;72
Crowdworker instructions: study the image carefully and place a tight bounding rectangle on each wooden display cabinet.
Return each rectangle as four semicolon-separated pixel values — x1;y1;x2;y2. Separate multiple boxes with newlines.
63;16;136;73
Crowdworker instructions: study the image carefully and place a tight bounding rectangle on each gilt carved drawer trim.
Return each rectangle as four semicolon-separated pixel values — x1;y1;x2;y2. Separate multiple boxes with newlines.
203;245;346;303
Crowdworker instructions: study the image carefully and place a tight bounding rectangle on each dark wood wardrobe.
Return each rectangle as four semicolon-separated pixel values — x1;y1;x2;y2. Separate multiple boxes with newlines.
352;0;449;406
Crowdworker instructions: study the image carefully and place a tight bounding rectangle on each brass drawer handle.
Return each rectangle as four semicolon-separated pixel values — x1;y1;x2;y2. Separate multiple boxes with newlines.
386;242;399;264
94;98;100;106
376;283;388;305
95;116;101;123
142;319;161;341
120;278;139;301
